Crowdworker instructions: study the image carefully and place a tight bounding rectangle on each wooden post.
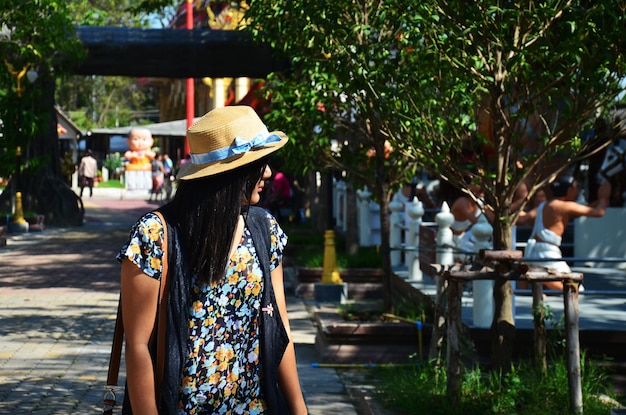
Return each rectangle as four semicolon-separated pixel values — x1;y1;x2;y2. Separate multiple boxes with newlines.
429;202;455;361
446;278;463;407
532;282;547;374
564;280;583;414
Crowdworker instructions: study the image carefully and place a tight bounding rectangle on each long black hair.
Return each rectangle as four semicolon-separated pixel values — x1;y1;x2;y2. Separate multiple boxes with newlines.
169;157;269;284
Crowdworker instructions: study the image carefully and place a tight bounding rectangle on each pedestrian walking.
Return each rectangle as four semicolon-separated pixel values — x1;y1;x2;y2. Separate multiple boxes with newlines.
78;149;98;198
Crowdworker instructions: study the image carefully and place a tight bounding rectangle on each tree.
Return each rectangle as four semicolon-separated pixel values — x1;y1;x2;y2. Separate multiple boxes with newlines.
393;1;626;369
0;0;167;226
56;0;160;132
0;1;85;225
245;0;626;370
245;0;421;312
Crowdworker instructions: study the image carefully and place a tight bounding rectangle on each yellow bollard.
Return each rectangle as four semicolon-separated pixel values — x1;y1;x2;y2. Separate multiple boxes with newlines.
321;230;343;284
12;192;27;224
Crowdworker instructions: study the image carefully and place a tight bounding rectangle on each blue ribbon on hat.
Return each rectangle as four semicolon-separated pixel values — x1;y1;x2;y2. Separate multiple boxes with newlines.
190;129;282;165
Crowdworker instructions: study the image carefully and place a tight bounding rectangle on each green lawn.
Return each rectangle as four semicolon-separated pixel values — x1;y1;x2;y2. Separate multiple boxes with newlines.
97;179;124;189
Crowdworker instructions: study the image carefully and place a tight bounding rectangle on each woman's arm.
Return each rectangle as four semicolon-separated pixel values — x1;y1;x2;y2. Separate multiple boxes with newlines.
121;259;161;415
271;263;308;415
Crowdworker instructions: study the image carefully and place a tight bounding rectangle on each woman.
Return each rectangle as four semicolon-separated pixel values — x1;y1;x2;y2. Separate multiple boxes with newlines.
149;153;166;201
117;106;307;414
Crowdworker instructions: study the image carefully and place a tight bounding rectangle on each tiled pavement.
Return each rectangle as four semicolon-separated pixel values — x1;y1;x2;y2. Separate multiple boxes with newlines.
0;188;363;415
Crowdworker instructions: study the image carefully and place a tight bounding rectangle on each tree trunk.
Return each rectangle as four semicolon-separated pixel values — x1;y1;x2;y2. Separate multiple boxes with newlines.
373;144;393;313
532;283;548;374
0;72;84;227
344;182;359;255
429;282;447;365
490;216;515;371
378;183;392;312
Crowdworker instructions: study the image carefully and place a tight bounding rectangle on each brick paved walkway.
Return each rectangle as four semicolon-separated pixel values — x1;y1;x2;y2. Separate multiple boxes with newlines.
0;194;361;415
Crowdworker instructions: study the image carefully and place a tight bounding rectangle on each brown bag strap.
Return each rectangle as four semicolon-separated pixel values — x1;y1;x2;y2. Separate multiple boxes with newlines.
103;302;123;414
103;211;169;414
153;210;169;406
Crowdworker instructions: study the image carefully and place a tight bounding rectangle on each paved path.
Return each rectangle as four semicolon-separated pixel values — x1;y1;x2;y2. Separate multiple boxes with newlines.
0;189;361;415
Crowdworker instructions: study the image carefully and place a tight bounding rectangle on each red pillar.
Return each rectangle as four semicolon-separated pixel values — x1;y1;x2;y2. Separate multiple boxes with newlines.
185;0;194;155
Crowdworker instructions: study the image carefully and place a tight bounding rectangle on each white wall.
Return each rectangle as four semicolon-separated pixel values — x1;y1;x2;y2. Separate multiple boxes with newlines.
575;208;626;269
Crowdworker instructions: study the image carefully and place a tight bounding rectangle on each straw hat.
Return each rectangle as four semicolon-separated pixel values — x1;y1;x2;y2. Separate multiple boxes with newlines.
176;106;288;180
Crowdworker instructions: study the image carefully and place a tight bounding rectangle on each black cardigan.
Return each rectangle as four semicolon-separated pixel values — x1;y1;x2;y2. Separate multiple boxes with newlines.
149;205;291;414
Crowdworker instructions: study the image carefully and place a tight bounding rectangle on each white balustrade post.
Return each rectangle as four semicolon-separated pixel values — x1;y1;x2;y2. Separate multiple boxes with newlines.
435;202;455;295
235;77;250;102
369;201;381;246
472;214;494;328
405;197;416;273
389;192;404;267
435;202;455;267
407;197;425;281
356;187;372;247
335;180;347;232
333;179;340;228
213;78;225;108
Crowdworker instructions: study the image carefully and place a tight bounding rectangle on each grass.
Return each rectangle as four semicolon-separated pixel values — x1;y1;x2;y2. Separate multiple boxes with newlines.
0;210;39;218
365;301;624;414
369;355;624;415
97;179;124;189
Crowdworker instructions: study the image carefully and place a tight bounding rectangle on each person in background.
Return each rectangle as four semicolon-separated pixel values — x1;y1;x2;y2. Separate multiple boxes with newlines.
117;106;307;414
162;153;174;178
522;175;611;291
161;153;175;201
450;181;494;262
268;168;293;222
78;149;98;198
149;153;166;202
176;153;191;177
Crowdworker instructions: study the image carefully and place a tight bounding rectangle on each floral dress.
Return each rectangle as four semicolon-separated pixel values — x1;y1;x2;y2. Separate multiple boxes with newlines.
117;211;287;415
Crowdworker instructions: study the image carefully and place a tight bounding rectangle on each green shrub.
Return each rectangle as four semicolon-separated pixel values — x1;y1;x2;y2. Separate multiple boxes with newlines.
102;153;124;171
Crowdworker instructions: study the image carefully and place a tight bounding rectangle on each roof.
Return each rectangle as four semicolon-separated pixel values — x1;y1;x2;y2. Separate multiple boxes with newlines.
73;26;287;78
55;106;84;140
90;117;201;138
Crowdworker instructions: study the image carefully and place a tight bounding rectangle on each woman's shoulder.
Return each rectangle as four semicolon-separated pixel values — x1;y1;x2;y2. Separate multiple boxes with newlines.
138;210;162;224
131;211;165;237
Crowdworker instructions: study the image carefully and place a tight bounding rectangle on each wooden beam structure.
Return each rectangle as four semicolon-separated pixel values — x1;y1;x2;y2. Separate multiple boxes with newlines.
72;26;287;78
